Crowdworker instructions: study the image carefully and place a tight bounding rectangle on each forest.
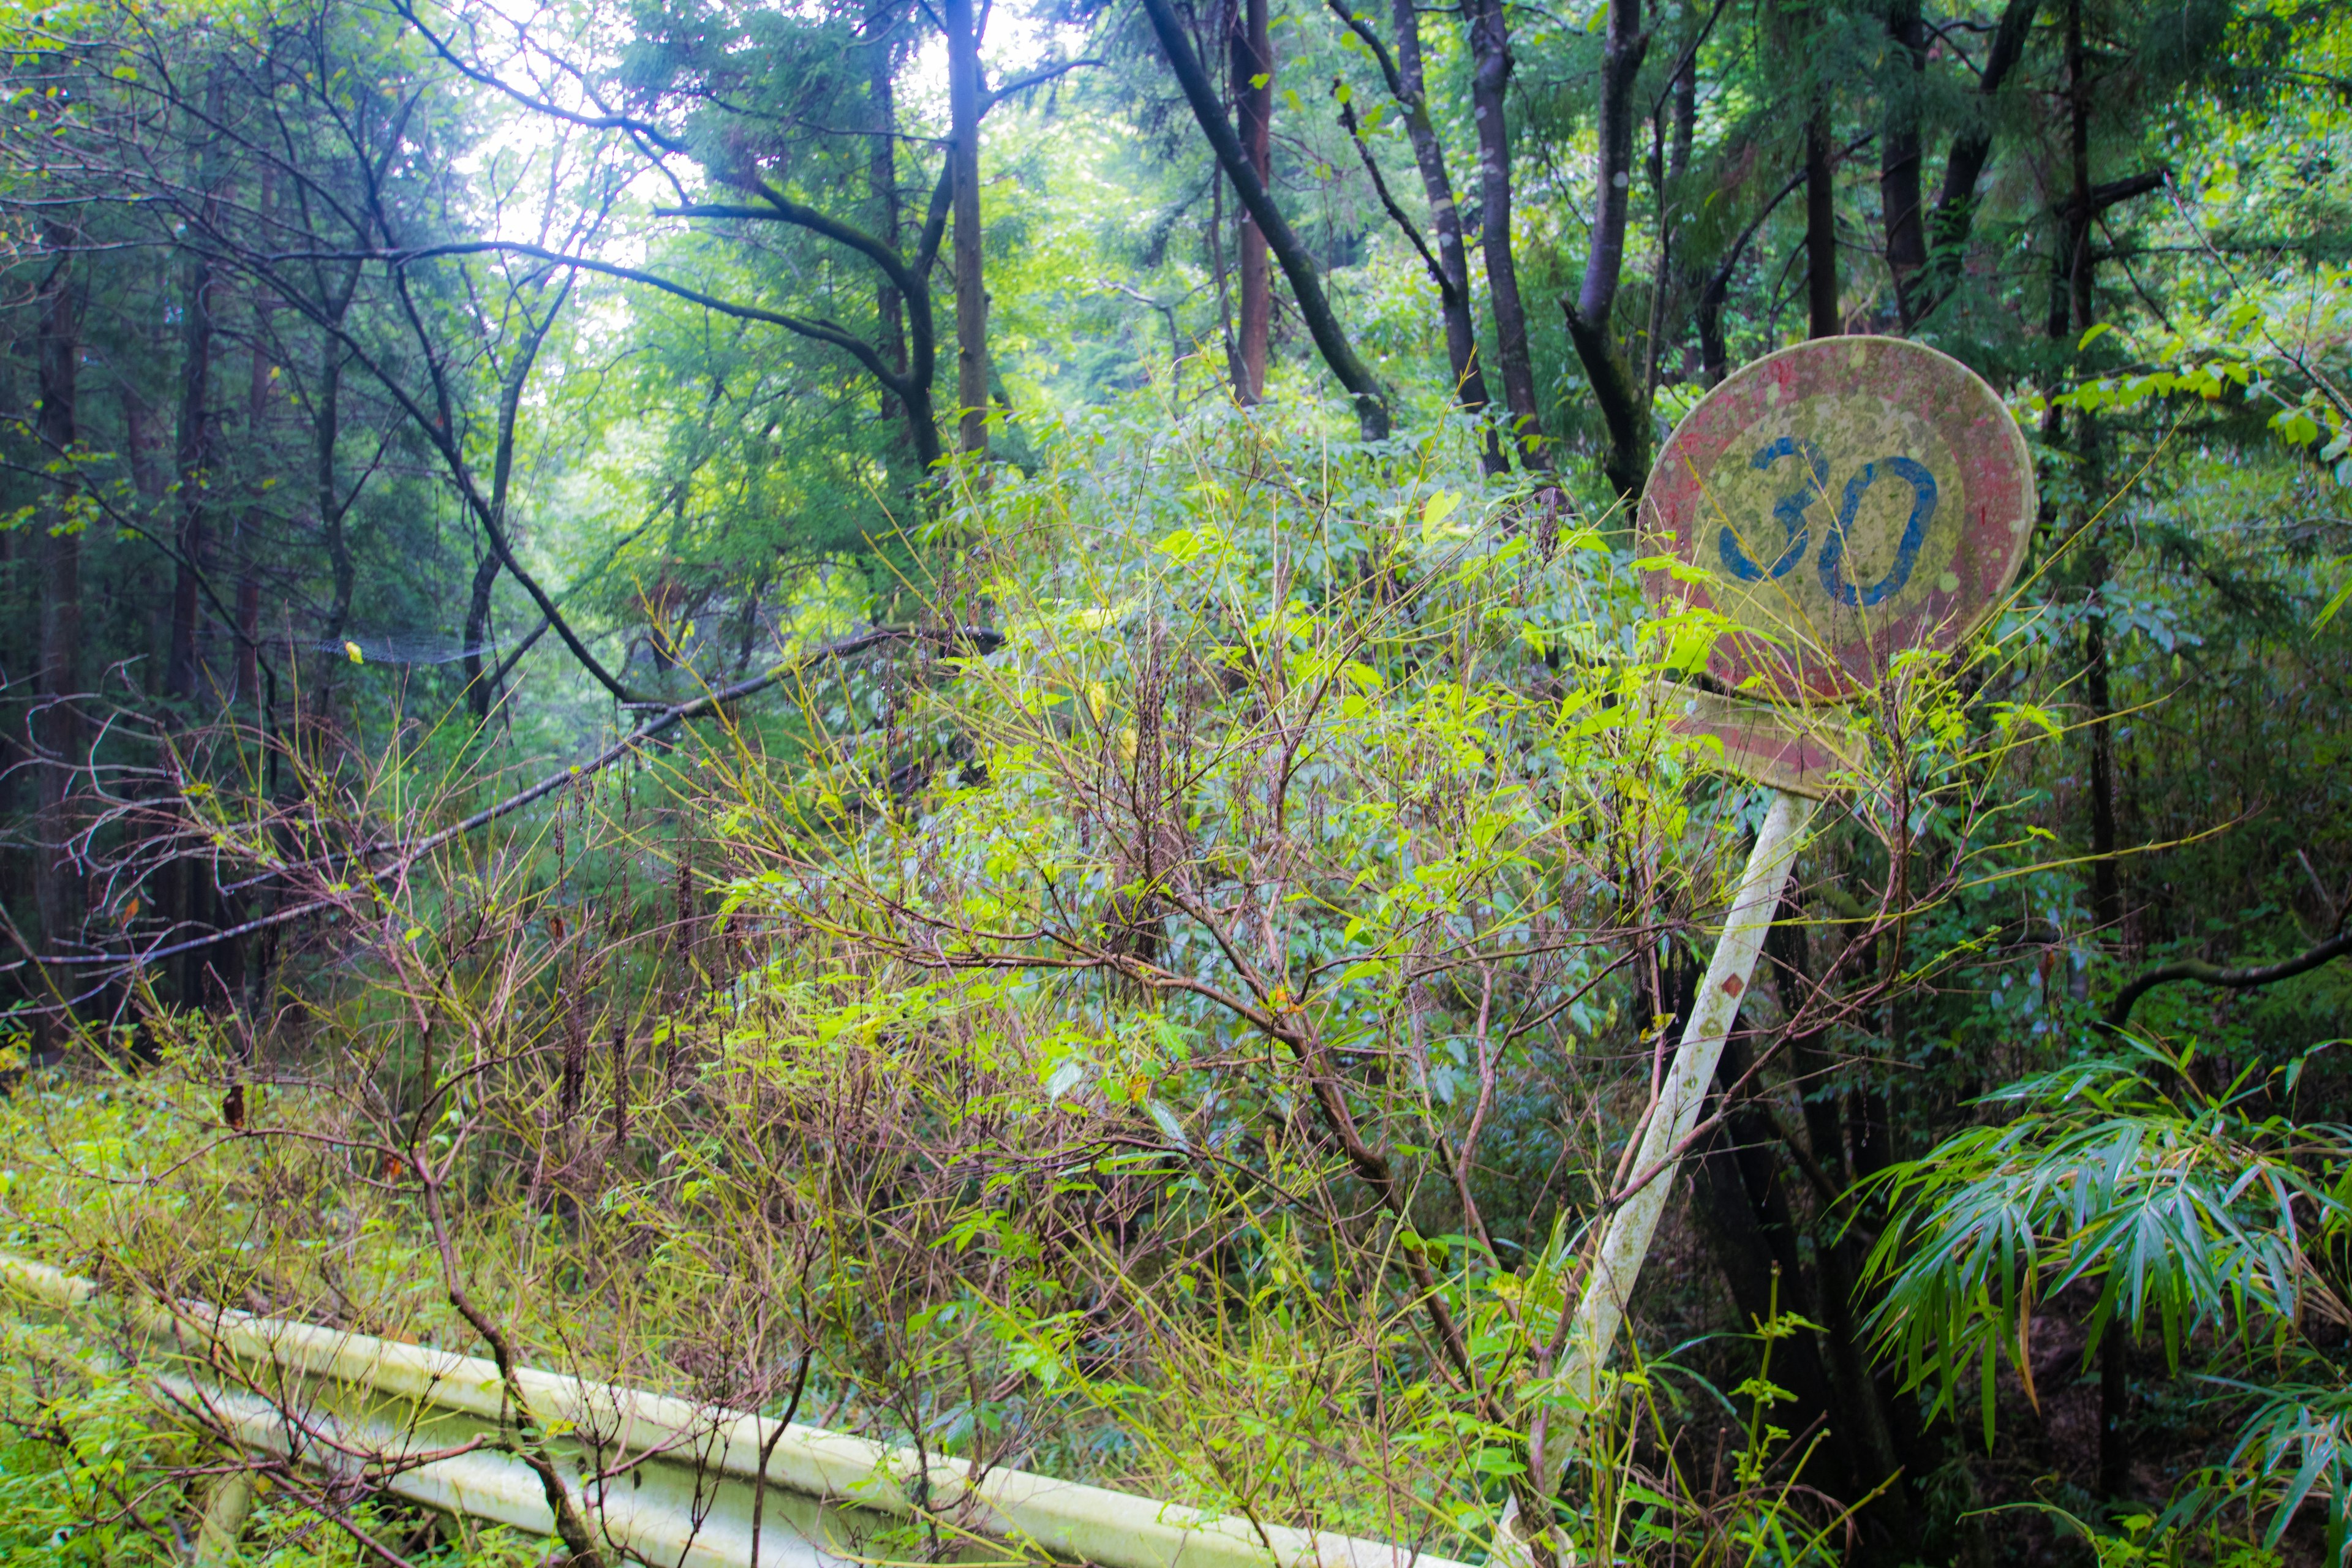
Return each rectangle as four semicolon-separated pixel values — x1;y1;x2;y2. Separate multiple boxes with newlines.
0;0;2346;1558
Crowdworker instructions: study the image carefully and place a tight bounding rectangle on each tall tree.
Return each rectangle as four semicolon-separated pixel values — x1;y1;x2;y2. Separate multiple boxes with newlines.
31;226;86;1037
1324;0;1501;467
1136;0;1390;438
948;0;988;454
167;80;227;702
1229;0;1271;402
865;0;908;422
1562;0;1647;495
1901;0;2040;326
1878;0;1929;323
1804;93;1839;338
1463;0;1546;469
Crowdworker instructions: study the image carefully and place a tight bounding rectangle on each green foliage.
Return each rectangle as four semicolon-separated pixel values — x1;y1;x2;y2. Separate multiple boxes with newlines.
1864;1041;2352;1552
1;0;2350;1552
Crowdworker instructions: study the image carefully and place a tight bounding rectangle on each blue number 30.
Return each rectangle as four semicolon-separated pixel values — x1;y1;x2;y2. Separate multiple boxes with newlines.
1721;442;1939;608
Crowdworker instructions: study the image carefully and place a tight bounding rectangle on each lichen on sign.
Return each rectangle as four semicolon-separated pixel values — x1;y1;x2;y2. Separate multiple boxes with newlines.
1639;336;2036;707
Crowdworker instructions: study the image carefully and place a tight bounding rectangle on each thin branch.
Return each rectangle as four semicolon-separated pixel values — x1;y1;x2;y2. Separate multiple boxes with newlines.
47;625;1000;973
386;0;690;154
2105;929;2352;1032
1334;86;1456;309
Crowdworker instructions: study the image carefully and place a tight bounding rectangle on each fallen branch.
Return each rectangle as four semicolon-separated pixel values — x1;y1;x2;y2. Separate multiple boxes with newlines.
50;624;1003;973
2105;927;2352;1032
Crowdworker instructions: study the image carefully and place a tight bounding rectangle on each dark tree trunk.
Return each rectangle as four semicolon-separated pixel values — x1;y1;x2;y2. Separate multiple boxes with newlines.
235;556;262;708
0;350;23;986
947;0;988;454
2056;0;2115;944
1695;1030;1854;1477
2053;0;2129;1491
1805;104;1841;338
1572;0;1643;339
33;236;87;1050
1912;0;2041;323
1562;0;1646;493
2078;313;2136;1499
1880;0;1930;326
306;257;363;652
867;3;907;399
1466;0;1548;469
235;290;271;711
2087;555;2120;938
318;333;355;644
1768;917;1926;1561
1695;1130;1851;1468
122;385;167;504
1136;0;1390;437
2100;1330;2132;1497
1230;0;1272;402
1389;0;1494;445
119;382;169;676
1698;266;1732;385
463;551;502;720
1695;157;1811;385
1640;25;1697;399
1668;34;1694;186
169;236;218;702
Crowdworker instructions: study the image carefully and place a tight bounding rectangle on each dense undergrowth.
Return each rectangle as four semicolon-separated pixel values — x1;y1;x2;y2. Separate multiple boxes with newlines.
0;402;2343;1566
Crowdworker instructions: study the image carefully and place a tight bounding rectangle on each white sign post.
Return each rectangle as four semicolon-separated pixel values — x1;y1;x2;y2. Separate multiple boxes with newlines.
1502;337;2036;1559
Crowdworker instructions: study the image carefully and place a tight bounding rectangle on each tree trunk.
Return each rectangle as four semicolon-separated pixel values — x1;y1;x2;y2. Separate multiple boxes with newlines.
463;551;502;721
169;230;218;702
319;330;355;644
0;356;23;995
33;236;86;1050
1390;0;1495;448
1768;917;1926;1560
1208;168;1235;372
1668;33;1694;187
1698;264;1732;385
1912;0;2042;323
1466;0;1548;469
2087;553;2119;937
1562;0;1645;494
1640;24;1697;400
1572;0;1643;342
235;548;262;708
2056;0;2129;1490
947;0;988;455
1880;0;1929;327
1231;0;1272;402
236;287;271;711
121;385;168;674
1693;1070;1852;1494
1137;0;1390;438
2058;0;2114;941
867;4;907;404
1805;103;1840;339
463;281;575;717
122;383;167;504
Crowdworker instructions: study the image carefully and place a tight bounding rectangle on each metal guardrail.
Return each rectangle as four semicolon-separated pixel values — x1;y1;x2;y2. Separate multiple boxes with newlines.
1;1252;1474;1568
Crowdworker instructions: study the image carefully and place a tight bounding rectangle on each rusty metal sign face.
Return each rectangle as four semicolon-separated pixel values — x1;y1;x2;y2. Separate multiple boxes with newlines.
1646;682;1863;799
1638;336;2036;704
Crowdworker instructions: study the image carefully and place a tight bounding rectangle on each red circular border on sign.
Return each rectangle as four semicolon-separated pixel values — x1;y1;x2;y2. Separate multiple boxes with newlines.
1637;336;2035;703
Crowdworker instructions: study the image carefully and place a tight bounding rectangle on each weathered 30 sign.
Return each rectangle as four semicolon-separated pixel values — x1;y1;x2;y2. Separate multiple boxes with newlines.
1511;339;2040;1561
1640;335;2036;708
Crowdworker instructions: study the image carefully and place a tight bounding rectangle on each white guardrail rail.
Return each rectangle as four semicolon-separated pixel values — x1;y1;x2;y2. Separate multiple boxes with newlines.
0;1251;1473;1568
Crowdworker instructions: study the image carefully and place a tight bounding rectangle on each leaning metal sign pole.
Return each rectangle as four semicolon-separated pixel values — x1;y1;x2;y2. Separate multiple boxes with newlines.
1515;337;2035;1553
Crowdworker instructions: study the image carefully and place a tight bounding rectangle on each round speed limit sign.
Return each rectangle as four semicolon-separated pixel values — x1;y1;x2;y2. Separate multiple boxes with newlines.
1639;336;2036;705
